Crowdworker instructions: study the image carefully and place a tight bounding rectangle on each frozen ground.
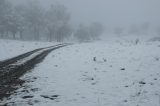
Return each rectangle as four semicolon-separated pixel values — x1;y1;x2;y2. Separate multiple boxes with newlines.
1;36;160;106
0;39;56;61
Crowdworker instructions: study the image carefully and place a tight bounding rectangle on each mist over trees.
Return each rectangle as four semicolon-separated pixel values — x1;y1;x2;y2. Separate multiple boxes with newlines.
46;3;71;42
0;0;104;42
0;0;13;38
2;0;158;42
156;26;160;35
89;22;104;40
111;22;160;37
74;22;104;42
114;27;124;36
74;24;90;42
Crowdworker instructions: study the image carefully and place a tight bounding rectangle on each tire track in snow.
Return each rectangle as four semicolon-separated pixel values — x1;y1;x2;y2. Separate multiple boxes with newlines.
0;43;70;101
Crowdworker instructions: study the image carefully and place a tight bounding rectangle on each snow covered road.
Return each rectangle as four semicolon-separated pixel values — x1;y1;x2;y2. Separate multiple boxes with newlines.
0;44;68;102
2;40;160;106
0;39;59;61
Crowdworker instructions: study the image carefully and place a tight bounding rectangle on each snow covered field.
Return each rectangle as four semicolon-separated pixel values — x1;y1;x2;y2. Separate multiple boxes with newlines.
0;39;56;61
2;36;160;106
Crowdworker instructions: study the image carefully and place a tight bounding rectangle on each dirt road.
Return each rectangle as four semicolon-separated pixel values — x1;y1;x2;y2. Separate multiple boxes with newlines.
0;44;69;102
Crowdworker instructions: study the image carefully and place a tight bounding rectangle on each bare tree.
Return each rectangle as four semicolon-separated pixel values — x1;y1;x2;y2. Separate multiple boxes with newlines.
74;24;90;42
24;0;45;40
7;10;21;39
14;5;27;40
0;0;73;41
89;22;104;40
0;0;12;38
46;3;71;42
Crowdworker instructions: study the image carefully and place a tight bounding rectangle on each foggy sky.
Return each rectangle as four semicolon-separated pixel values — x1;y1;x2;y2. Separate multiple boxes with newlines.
10;0;160;27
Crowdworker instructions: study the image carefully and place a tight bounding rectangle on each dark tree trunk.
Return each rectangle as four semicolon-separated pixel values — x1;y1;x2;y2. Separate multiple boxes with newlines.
13;32;16;39
0;31;4;38
19;31;23;40
6;31;9;38
49;31;52;42
34;27;40;41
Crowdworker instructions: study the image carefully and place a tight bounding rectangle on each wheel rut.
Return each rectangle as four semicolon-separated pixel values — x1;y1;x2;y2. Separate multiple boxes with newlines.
0;43;69;101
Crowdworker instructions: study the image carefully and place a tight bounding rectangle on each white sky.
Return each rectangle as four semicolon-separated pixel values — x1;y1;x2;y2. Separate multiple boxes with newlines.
11;0;160;27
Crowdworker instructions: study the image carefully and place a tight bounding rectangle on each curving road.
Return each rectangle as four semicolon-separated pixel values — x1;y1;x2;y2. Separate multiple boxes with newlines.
0;43;69;101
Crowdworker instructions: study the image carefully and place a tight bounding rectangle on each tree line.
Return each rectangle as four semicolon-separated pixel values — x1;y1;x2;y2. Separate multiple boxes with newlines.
0;0;104;42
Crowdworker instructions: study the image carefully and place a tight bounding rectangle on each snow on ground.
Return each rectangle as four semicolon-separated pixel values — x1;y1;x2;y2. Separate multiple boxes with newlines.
0;39;57;61
5;37;160;106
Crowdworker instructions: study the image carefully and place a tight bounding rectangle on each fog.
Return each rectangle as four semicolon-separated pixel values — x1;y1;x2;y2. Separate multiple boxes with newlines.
1;0;159;42
11;0;160;26
1;1;160;105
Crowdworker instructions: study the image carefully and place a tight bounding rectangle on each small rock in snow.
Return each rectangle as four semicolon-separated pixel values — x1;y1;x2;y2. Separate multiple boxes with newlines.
139;81;146;85
109;65;112;67
149;82;154;85
54;65;58;67
103;58;107;62
120;68;125;70
123;100;128;102
154;78;157;80
91;82;96;85
124;85;129;87
93;57;96;61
